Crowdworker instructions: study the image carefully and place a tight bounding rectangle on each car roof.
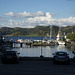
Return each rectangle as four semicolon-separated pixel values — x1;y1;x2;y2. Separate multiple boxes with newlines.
55;51;67;53
4;50;18;53
5;50;17;52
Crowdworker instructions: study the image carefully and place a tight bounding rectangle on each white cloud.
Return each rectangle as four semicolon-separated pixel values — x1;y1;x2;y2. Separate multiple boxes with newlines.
25;12;53;27
5;12;14;17
54;17;75;26
5;11;45;19
0;11;75;28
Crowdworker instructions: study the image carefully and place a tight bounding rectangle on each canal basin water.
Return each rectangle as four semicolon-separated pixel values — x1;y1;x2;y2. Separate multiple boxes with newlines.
4;36;75;58
11;44;75;58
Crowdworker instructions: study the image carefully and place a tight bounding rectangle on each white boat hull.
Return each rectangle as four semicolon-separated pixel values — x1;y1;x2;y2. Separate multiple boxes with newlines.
57;41;65;45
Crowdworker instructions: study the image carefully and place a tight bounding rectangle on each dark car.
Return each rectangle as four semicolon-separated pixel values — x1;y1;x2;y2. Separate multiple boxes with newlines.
1;50;20;63
52;51;70;64
72;51;75;62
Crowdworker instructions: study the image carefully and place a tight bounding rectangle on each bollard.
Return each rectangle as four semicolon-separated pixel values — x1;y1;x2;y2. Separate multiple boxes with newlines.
30;43;32;47
10;42;13;48
20;43;23;47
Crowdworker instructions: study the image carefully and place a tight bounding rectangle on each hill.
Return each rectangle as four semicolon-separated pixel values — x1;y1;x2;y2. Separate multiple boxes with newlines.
0;25;75;37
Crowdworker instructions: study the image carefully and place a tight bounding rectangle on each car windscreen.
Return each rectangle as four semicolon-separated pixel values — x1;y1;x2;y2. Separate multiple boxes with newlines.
56;52;67;56
3;51;16;56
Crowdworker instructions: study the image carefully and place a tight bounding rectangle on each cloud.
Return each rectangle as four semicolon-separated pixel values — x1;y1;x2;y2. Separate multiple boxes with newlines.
25;12;54;26
54;17;75;26
51;13;56;16
5;11;45;19
0;11;75;28
5;12;14;17
0;16;9;22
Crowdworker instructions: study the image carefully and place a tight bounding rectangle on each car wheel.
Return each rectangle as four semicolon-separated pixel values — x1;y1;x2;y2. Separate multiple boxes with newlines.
2;60;6;64
53;61;57;64
16;60;19;64
66;61;70;65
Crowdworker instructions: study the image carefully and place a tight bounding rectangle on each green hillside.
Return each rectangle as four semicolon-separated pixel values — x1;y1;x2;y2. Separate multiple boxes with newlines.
0;25;75;37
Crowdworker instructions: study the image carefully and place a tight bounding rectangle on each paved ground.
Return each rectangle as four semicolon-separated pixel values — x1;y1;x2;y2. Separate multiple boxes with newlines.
0;60;75;75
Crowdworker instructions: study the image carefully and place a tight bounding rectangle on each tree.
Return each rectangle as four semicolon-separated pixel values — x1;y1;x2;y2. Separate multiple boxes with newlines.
67;33;75;41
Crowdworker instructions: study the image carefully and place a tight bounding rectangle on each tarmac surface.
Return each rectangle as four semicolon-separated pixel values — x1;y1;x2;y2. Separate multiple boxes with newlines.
0;59;75;75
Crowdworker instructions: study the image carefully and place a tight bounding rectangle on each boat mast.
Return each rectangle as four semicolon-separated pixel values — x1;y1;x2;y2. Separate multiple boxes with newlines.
57;26;61;41
50;25;52;40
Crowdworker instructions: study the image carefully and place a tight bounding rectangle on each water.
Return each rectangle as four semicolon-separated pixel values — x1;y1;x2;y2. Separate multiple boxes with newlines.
4;36;56;41
4;36;75;58
11;45;74;58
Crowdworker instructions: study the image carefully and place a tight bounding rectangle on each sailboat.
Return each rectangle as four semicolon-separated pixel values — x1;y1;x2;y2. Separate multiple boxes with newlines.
43;25;55;45
43;25;52;43
56;33;60;41
56;27;65;45
47;25;56;45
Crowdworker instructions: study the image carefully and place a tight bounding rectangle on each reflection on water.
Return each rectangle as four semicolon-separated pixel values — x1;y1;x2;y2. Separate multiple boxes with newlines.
65;46;75;51
12;44;75;58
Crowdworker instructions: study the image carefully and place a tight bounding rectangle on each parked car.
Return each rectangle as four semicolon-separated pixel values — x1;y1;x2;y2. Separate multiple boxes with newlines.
52;51;70;64
1;50;20;63
72;51;75;62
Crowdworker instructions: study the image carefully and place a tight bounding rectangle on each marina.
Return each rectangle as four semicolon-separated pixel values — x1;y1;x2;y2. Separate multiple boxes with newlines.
0;37;75;58
0;36;75;58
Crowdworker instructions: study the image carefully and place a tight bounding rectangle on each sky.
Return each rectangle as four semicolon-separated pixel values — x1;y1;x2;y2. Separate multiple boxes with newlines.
0;0;75;28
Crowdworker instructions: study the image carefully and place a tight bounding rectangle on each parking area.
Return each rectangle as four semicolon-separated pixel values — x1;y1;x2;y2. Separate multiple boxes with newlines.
0;60;75;75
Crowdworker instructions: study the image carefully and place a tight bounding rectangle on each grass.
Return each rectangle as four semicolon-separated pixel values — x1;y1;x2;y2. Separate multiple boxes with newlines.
72;42;75;45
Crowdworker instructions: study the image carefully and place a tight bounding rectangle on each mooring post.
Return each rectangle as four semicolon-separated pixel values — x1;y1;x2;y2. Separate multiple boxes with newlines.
30;43;32;47
10;42;13;48
20;43;23;47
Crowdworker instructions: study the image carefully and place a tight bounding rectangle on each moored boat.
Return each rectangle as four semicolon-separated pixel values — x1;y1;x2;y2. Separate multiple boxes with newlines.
16;39;24;43
56;27;65;45
57;41;65;45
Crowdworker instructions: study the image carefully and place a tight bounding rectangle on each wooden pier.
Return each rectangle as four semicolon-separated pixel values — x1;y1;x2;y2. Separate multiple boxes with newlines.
1;42;25;48
1;40;72;49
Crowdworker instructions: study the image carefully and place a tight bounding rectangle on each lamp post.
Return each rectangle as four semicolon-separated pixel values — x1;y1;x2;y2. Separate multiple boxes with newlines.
40;31;43;57
0;32;4;52
50;25;52;40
